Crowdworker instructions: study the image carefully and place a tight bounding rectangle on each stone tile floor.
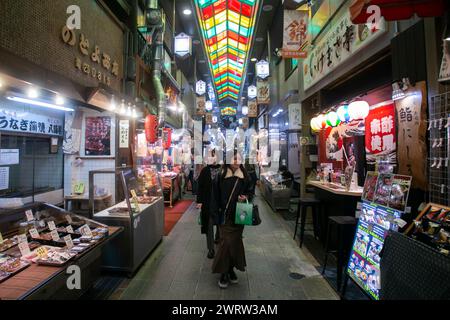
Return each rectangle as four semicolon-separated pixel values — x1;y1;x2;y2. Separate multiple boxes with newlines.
112;193;340;300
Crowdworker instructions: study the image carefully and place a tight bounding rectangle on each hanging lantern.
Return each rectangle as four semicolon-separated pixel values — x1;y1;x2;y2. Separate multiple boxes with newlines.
326;111;340;127
310;117;321;132
348;100;370;120
162;128;172;150
242;106;248;115
205;100;213;111
316;114;328;129
212;116;218;123
337;105;350;123
145;115;158;143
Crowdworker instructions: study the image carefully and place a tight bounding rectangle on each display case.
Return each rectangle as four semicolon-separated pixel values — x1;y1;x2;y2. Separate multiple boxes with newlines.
0;202;121;299
160;171;181;207
260;171;292;211
93;166;164;275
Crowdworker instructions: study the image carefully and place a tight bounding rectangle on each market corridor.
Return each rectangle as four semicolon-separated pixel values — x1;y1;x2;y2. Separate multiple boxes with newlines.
113;194;339;300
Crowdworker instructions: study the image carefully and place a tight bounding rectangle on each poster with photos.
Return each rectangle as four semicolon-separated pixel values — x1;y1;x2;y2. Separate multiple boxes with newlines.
362;171;379;202
84;116;111;156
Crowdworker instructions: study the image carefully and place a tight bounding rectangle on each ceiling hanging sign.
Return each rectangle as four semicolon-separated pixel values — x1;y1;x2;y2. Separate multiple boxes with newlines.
196;95;206;116
205;113;213;125
207;83;215;101
256;60;270;79
303;3;387;91
196;80;206;95
248;85;257;99
281;10;309;59
248;100;258;118
257;79;270;105
438;40;450;83
174;32;192;58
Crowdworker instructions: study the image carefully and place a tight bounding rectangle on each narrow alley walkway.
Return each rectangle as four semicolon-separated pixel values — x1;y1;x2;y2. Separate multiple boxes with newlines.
114;194;339;300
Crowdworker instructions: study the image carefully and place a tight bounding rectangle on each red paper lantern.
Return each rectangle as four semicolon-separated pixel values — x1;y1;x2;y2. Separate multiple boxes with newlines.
145;115;158;143
163;128;172;150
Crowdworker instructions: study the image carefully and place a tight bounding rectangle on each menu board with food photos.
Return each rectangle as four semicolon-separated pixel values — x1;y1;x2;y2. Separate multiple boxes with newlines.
347;172;412;300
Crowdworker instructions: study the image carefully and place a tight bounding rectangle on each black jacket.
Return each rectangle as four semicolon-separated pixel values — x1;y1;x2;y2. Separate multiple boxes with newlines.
218;166;254;225
196;164;221;234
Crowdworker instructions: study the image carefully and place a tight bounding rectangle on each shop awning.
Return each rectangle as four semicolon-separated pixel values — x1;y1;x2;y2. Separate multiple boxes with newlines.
349;0;447;24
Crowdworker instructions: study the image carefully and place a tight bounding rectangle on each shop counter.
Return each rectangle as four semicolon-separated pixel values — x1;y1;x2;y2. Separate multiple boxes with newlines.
0;226;122;300
93;197;164;276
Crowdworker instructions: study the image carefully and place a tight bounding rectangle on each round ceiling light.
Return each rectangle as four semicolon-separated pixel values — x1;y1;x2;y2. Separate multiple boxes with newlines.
193;39;200;45
263;5;273;11
198;60;205;64
251;58;257;62
183;9;192;15
255;37;264;42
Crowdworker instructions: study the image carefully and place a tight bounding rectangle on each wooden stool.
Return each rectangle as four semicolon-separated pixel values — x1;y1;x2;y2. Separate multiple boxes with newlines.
293;197;321;248
322;215;357;291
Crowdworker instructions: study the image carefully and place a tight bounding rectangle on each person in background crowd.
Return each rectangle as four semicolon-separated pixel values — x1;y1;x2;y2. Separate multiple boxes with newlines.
212;151;253;289
187;153;195;194
196;149;221;259
193;162;204;195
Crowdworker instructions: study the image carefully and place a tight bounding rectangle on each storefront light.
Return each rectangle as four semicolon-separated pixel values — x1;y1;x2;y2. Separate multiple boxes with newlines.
27;87;39;98
326;111;340;127
54;95;65;105
132;106;137;118
348;100;370;120
120;100;126;115
6;95;74;112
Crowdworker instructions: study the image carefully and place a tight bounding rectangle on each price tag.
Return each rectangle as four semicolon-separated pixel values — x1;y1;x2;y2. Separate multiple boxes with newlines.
17;234;27;244
0;232;3;244
80;225;93;237
25;210;34;221
394;218;407;228
50;229;60;241
66;215;73;224
29;228;40;239
48;221;56;231
18;241;31;257
63;235;74;249
66;225;74;234
36;246;48;258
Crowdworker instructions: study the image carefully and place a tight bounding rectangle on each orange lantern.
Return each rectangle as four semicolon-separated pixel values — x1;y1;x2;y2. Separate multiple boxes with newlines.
145;115;158;143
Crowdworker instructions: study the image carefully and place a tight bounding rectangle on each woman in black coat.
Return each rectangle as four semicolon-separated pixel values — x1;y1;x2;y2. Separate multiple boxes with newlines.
196;150;221;259
212;152;254;289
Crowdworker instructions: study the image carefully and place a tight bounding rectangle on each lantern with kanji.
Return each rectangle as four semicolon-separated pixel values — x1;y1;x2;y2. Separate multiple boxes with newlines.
162;128;172;150
145;115;158;143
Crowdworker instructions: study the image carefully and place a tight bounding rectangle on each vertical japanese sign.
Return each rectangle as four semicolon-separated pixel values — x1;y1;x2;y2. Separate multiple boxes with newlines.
282;10;309;58
395;82;427;190
288;103;302;130
196;96;206;116
256;79;270;105
248;100;258;118
438;40;450;82
84;116;111;156
365;103;396;164
205;113;213;125
119;120;129;149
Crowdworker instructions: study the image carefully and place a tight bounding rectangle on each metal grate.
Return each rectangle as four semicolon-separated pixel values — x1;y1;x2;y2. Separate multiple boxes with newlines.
429;92;450;206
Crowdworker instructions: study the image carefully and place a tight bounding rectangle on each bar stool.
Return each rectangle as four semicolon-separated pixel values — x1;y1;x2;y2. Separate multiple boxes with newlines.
293;197;321;248
322;216;357;291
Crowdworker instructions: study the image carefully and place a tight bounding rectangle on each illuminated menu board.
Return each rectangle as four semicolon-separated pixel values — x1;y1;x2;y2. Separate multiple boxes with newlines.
346;172;411;300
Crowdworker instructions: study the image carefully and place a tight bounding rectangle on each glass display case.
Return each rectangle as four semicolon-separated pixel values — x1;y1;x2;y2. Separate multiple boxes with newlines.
93;166;164;275
0;202;121;299
260;171;292;211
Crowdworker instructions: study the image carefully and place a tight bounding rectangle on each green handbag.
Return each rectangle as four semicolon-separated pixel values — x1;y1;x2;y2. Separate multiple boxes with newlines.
235;200;254;225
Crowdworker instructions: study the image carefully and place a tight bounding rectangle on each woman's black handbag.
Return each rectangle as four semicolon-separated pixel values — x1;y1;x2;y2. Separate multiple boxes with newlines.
252;205;261;225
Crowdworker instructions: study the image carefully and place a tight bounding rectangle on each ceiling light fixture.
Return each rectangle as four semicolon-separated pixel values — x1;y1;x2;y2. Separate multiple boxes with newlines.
183;9;192;15
55;95;65;105
27;87;39;98
6;96;74;112
263;4;273;11
251;58;257;62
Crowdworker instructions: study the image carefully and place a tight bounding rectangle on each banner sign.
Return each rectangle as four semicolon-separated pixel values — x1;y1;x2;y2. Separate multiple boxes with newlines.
248;100;258;118
364;102;396;164
282;10;309;58
288;103;301;130
303;5;386;90
0;108;63;136
438;40;450;82
256;79;270;105
196;95;206;116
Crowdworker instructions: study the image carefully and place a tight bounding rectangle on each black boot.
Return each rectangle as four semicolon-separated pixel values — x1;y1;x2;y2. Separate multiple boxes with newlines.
207;249;215;259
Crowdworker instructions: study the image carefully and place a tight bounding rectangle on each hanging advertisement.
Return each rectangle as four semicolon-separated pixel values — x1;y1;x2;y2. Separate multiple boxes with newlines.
282;10;309;58
303;4;387;90
174;32;192;58
119;120;129;149
365;102;396;164
84;116;111;156
248;85;257;99
241;117;249;129
205;112;213;125
248;100;258;118
438;40;450;82
196;80;206;95
256;79;270;105
394;81;427;190
288;103;302;130
196;95;206;116
255;60;270;79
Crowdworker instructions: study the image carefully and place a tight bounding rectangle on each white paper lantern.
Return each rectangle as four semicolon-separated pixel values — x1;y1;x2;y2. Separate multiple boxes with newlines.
205;100;213;111
348;100;370;120
326;111;340;127
337;105;350;122
310;117;320;131
242;106;248;115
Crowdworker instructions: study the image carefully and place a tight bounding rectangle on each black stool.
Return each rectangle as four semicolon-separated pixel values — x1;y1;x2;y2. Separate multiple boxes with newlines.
293;197;321;247
322;216;357;291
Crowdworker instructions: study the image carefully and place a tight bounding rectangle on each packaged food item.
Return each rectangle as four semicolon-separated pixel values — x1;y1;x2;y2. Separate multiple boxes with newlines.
0;256;30;282
21;246;76;266
0;237;18;252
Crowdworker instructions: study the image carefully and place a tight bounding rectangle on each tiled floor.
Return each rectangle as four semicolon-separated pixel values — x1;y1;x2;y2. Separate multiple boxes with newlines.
113;193;340;300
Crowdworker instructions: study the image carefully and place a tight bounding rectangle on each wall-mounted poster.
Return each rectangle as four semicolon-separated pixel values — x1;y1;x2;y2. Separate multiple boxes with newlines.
248;100;258;118
84;116;111;156
288;103;301;130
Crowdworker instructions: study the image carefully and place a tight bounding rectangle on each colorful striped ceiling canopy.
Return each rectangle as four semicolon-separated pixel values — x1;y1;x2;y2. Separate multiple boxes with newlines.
194;0;259;102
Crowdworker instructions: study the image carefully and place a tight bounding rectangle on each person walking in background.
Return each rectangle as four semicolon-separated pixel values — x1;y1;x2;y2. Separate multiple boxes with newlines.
213;151;253;289
196;149;221;259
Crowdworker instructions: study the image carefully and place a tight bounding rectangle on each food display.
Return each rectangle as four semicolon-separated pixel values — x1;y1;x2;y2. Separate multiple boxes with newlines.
0;237;18;252
406;204;450;255
21;246;77;266
0;254;31;283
